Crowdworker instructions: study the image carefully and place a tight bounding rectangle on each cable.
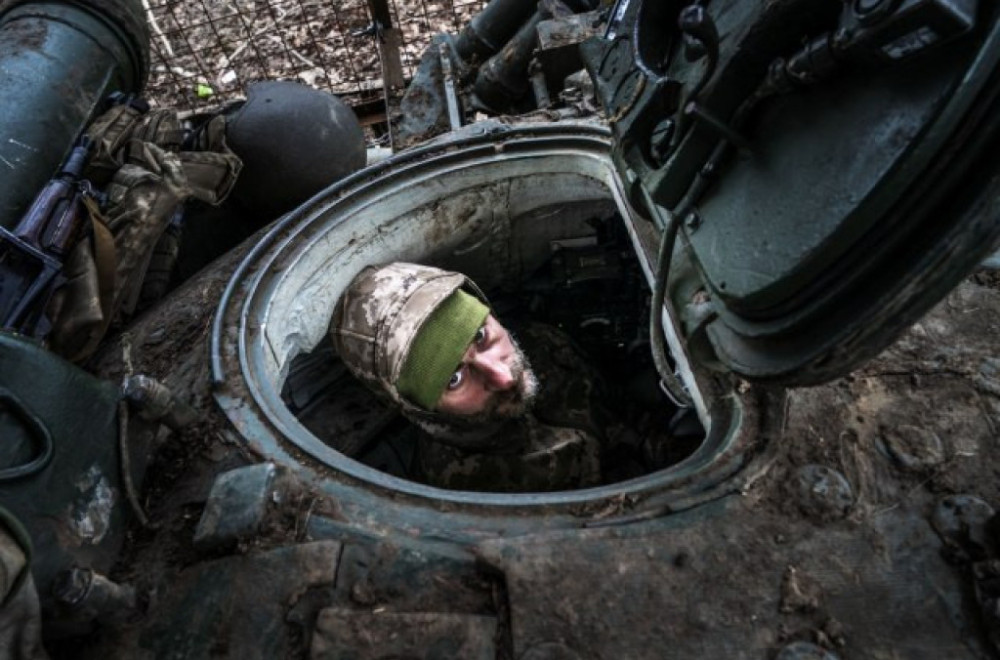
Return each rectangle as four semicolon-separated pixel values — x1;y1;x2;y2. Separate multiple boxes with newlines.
117;400;155;528
646;194;693;408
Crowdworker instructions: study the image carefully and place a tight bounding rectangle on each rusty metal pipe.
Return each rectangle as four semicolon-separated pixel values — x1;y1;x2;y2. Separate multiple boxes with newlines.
123;374;199;431
473;10;545;112
529;58;551;109
454;0;538;61
52;567;140;624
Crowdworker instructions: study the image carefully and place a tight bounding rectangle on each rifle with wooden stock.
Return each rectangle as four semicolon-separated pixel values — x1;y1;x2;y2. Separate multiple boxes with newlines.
0;136;98;338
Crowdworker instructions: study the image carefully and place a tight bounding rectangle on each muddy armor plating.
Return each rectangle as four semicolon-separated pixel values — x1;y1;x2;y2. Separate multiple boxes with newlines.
331;263;607;491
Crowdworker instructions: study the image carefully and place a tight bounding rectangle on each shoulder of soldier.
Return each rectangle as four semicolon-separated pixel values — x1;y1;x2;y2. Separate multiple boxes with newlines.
513;320;570;341
512;321;603;386
512;321;583;361
416;419;602;492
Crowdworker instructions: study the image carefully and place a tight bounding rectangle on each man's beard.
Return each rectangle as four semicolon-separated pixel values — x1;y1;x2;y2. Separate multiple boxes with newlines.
491;336;539;418
456;334;538;425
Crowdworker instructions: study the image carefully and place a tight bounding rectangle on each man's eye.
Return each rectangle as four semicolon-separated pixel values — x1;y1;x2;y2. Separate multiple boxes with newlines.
447;368;464;390
474;325;487;346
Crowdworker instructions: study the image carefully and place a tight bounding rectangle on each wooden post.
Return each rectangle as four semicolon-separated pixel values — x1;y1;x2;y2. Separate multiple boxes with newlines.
366;0;404;148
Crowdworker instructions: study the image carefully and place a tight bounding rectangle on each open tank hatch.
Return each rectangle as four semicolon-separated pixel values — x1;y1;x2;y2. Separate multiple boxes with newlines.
280;202;707;491
211;122;762;518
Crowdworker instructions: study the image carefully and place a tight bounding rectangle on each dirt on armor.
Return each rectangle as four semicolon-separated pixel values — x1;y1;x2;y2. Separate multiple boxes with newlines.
75;262;1000;659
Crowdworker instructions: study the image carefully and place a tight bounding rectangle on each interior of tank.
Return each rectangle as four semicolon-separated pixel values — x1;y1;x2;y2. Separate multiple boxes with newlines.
211;128;747;502
275;174;706;491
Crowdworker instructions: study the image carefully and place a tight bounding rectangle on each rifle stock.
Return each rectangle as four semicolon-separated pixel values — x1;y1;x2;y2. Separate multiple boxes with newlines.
0;138;95;337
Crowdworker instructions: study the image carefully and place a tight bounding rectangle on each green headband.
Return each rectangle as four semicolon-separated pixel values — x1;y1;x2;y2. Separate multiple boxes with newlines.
397;290;489;410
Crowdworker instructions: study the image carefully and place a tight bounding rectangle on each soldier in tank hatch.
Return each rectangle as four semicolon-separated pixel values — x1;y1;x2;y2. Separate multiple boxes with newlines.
329;262;624;492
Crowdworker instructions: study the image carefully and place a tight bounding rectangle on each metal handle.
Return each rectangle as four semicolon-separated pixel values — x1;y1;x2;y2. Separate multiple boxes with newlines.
0;386;54;481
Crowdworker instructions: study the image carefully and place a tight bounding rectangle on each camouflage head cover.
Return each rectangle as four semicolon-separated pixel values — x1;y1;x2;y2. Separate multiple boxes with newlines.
330;263;504;444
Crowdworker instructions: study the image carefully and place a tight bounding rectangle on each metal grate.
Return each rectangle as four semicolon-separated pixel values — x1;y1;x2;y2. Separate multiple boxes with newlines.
142;0;485;113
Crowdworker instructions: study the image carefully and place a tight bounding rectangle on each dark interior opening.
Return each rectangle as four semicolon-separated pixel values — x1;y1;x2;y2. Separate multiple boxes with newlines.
280;208;706;492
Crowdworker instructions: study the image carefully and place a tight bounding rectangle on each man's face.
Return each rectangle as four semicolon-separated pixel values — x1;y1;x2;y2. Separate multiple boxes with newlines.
435;314;538;420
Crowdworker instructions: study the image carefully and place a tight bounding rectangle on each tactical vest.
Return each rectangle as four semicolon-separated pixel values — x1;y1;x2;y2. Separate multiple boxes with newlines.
46;99;242;362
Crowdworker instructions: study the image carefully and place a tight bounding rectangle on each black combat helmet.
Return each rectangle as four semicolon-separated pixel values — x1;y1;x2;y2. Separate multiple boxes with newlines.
223;80;367;219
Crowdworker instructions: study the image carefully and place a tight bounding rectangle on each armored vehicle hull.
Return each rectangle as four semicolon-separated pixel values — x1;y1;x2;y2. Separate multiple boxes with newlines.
63;123;1000;659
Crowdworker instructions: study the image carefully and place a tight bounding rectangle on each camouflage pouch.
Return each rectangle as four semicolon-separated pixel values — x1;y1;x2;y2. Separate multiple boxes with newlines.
83;102;146;185
86;104;184;174
47;143;189;361
45;201;115;362
105;142;192;317
47;101;242;362
85;101;241;205
417;421;603;492
177;115;242;205
129;108;185;152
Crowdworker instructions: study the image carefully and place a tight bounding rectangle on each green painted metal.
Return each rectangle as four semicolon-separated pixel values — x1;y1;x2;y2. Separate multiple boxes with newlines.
583;0;1000;383
0;331;125;617
0;0;148;229
692;42;972;313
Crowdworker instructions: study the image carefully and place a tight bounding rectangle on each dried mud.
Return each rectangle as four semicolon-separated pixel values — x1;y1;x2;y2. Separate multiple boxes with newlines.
76;260;1000;659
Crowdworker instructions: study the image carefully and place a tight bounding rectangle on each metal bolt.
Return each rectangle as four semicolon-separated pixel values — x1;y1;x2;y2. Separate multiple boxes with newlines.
123;375;199;430
53;567;140;624
684;211;701;231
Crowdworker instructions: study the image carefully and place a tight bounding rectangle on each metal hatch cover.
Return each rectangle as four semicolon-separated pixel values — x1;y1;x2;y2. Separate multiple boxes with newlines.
582;0;1000;384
